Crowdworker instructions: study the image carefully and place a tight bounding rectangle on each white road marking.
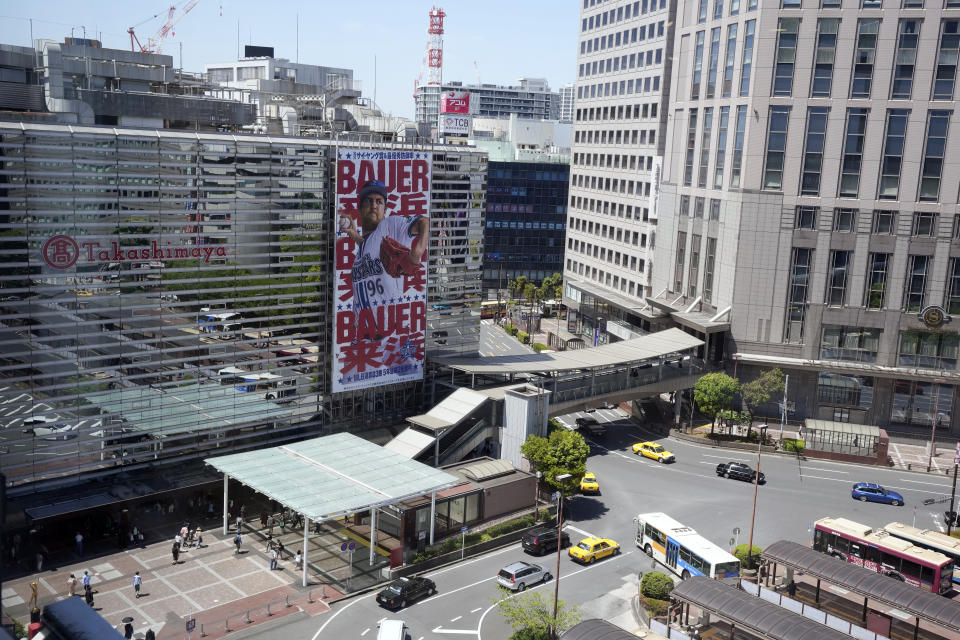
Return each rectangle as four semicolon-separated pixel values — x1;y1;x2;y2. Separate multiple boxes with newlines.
470;607;482;613
702;453;747;462
451;616;462;622
891;443;906;469
896;479;952;488
432;628;479;635
310;592;365;640
803;467;849;474
564;525;595;539
427;544;518;577
360;628;370;636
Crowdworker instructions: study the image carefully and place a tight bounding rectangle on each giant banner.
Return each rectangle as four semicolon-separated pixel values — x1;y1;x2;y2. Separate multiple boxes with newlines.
333;149;431;393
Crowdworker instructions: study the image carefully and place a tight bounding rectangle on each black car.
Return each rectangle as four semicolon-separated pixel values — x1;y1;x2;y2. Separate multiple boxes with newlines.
376;576;436;609
716;461;765;484
575;417;606;437
521;526;572;555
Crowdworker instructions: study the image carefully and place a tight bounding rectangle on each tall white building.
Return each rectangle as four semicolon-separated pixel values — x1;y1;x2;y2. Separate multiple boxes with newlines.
651;0;960;434
559;83;576;123
414;78;561;131
563;0;674;344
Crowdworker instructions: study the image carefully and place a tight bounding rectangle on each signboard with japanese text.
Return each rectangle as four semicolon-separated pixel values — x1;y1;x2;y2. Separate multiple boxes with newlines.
439;114;470;137
440;91;470;114
333;148;431;393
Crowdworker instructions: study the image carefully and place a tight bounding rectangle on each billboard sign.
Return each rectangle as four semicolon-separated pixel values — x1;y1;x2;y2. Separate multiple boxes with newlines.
41;235;228;269
439;114;470;137
440;91;469;114
333;149;431;393
650;156;663;220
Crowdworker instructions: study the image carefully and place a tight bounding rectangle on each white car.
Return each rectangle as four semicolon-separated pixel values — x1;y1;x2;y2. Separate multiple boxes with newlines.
22;417;78;440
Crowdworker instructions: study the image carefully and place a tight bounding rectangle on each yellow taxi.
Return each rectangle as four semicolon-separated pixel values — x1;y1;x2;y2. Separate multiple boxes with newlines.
568;537;620;564
632;441;675;463
72;289;93;297
579;472;600;494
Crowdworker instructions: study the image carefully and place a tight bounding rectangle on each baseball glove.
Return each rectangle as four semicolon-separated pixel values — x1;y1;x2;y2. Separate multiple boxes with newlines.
380;236;420;278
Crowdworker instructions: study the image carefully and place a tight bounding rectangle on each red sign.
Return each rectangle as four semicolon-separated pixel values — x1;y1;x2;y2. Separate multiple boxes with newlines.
41;235;228;269
440;91;469;114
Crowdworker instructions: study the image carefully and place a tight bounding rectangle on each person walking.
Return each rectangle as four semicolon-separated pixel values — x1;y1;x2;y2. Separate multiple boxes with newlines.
267;515;274;536
234;532;242;555
269;547;278;570
294;549;302;571
132;571;142;598
259;510;268;528
144;630;155;640
67;574;78;597
81;571;91;593
264;534;274;552
171;540;180;565
194;527;203;549
179;523;188;542
235;515;243;534
84;586;94;608
75;531;83;557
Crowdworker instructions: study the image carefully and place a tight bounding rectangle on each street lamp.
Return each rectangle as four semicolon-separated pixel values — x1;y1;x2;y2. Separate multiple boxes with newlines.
533;471;542;522
746;427;764;576
928;378;946;471
552;473;572;640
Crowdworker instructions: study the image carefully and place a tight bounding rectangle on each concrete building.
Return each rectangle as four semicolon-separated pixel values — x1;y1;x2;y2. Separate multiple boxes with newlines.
415;78;561;132
559;82;576;124
652;1;960;434
563;0;675;345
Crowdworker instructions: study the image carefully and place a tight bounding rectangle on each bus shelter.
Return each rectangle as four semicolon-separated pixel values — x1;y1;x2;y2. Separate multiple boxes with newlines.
802;419;888;465
762;540;960;639
206;433;459;587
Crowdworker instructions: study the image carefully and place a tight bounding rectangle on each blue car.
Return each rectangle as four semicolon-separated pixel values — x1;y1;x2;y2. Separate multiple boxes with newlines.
851;482;904;506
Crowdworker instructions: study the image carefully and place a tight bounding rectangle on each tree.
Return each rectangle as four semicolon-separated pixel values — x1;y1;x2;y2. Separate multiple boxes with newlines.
509;276;529;302
740;368;785;440
523;283;537;313
693;372;740;435
538;273;563;309
521;429;589;495
496;588;582;640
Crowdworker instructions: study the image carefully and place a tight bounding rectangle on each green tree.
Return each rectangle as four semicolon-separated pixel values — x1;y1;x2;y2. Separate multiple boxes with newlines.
733;543;763;570
523;283;537;313
496;588;582;640
740;368;786;440
509;276;529;302
693;372;740;435
521;429;590;495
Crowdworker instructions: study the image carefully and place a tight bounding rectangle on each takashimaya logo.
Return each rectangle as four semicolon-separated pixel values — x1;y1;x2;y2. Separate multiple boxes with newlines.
919;305;951;329
41;234;227;270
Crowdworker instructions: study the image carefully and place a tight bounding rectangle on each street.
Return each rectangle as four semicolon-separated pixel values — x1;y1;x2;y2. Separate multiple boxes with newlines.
238;409;960;640
479;320;531;357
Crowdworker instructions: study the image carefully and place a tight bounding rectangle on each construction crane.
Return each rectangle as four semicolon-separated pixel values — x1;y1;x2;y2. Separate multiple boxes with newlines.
128;0;199;54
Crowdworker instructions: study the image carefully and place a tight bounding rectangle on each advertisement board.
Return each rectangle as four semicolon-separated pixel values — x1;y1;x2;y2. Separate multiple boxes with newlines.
440;91;470;114
439;114;470;137
650;156;663;220
333;149;431;393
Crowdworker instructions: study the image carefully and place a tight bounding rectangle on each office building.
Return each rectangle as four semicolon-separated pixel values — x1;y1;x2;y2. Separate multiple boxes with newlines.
563;0;675;344
652;1;960;433
559;82;576;123
415;78;561;131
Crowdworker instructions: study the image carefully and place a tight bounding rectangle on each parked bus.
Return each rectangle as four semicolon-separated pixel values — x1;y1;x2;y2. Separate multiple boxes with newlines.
234;372;295;401
480;300;502;320
199;312;242;338
634;512;740;580
813;517;954;594
883;521;960;585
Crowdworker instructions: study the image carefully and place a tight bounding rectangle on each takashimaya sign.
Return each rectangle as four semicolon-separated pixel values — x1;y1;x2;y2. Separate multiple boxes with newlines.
919;305;951;329
41;235;227;270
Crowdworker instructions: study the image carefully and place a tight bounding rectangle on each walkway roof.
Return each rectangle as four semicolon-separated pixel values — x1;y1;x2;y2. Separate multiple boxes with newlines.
434;327;703;375
407;387;489;432
762;540;960;629
671;576;852;640
205;433;460;521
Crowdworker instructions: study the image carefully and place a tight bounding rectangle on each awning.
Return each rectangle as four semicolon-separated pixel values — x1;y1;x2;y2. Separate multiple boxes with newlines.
406;387;489;432
382;426;437;459
733;352;960;384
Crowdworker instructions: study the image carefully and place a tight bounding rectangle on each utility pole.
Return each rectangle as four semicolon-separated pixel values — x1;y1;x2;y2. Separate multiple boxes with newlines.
746;430;762;573
950;443;960;535
928;379;946;471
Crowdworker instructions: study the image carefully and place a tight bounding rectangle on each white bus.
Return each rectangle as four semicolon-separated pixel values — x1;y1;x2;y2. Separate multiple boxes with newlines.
634;512;740;580
234;372;295;401
884;521;960;585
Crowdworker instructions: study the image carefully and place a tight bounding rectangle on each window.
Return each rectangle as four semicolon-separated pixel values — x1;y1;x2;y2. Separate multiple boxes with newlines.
873;210;896;234
688;234;702;298
866;253;890;309
764;106;790;190
851;19;880;98
706;28;721;98
714;0;723;19
703;237;717;303
827;250;852;306
933;20;960;100
722;24;738;97
698;0;708;22
786;247;812;342
730;0;740;13
674;232;687;293
694;196;705;218
795;206;818;229
821;327;881;363
740;20;756;97
812;19;840;97
773;18;800;96
913;211;937;237
898;332;959;370
834;208;856;231
904;254;931;312
839;108;869;198
902;0;924;6
801;108;829;196
920;110;950;202
879;109;910;200
684;109;698;186
730;106;747;188
714;106;729;188
948;258;960;315
710;199;721;220
891;20;920;99
692;31;705;99
698;107;713;187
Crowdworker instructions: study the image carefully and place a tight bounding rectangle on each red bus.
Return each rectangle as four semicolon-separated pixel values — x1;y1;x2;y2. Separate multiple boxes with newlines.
814;517;954;594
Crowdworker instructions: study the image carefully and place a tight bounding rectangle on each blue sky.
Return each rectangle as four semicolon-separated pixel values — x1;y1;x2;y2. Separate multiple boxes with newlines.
0;1;579;120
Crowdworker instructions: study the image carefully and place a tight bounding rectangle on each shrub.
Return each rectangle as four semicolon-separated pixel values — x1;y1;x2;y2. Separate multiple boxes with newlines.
639;594;670;617
510;629;550;640
640;571;675;600
733;543;763;569
532;342;548;353
505;324;518;336
782;438;805;453
517;331;530;344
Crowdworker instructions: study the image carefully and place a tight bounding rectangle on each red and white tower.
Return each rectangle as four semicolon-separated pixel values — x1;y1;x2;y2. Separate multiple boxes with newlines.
427;7;445;86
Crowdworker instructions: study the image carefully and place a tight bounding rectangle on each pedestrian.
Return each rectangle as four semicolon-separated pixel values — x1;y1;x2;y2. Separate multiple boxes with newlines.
234;532;242;554
179;523;188;542
264;534;273;552
132;571;142;598
145;630;156;640
194;527;203;548
277;540;285;558
294;549;302;570
269;547;278;570
81;570;91;592
35;550;44;572
75;531;84;556
122;616;134;639
207;501;214;518
171;540;180;564
240;504;247;521
260;510;268;528
67;573;78;597
787;580;797;598
267;515;274;536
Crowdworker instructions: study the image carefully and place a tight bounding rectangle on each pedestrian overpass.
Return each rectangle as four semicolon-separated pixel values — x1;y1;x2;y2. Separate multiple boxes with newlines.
386;328;706;466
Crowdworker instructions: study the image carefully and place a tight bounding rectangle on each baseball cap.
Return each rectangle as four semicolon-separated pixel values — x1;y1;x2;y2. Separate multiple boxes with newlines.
357;180;388;202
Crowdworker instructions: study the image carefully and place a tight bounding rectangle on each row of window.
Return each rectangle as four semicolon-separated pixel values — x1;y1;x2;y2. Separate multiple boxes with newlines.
691;21;756;100
821;325;960;371
784;0;960;8
581;0;667;33
569;196;651;223
577;75;662;100
793;206;960;237
571;171;654;197
580;21;666;56
569;225;647;248
697;0;757;22
568;241;645;271
681;105;747;190
574;153;655;173
575;101;659;123
566;257;645;298
485;220;566;230
579;48;664;79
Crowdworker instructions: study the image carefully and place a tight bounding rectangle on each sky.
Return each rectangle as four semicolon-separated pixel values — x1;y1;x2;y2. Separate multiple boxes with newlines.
0;1;579;120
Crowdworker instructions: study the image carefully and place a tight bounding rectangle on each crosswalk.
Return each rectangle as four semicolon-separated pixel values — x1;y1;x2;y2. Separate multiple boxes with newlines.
0;385;59;430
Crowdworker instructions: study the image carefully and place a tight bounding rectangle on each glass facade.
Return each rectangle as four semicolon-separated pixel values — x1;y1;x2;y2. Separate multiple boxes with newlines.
0;124;486;490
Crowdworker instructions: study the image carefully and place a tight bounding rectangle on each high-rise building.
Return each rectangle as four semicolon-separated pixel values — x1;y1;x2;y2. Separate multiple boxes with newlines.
415;78;561;131
563;0;675;344
559;83;576;123
652;1;960;433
